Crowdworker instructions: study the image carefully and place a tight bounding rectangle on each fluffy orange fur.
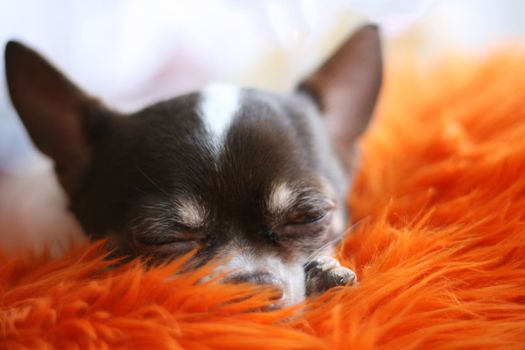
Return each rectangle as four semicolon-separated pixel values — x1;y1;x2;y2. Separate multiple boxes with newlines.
3;52;525;349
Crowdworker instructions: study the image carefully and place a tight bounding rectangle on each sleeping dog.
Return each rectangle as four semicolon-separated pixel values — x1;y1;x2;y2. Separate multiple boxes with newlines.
4;25;382;306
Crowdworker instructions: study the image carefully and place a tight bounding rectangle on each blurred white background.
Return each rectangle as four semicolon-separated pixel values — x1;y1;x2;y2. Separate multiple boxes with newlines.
1;0;525;254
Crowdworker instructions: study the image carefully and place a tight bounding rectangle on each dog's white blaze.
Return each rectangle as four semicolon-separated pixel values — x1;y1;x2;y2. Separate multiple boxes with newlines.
175;198;206;227
268;182;296;214
199;84;241;142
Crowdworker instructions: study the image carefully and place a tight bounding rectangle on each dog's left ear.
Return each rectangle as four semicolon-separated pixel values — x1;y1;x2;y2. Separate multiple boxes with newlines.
298;25;382;168
5;41;108;194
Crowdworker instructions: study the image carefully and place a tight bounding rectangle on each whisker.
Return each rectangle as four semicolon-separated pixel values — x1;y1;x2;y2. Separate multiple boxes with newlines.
304;216;369;263
135;165;170;196
304;236;343;263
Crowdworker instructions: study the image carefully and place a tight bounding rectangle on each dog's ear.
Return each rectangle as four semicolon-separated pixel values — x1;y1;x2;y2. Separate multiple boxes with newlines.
5;41;107;194
298;25;382;168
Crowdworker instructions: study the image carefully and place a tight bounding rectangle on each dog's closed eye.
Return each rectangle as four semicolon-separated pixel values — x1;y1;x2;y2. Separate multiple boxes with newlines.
265;203;334;245
286;208;330;225
135;223;202;244
133;226;205;254
130;199;207;253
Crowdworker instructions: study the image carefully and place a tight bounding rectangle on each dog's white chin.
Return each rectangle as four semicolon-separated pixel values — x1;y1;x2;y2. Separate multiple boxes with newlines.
211;251;306;306
279;265;307;306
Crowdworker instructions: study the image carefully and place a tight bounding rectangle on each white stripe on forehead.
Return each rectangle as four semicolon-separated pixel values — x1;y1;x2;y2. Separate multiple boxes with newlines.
198;84;241;143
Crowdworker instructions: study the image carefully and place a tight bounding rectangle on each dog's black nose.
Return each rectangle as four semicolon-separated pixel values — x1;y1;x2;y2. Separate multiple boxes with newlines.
224;271;284;299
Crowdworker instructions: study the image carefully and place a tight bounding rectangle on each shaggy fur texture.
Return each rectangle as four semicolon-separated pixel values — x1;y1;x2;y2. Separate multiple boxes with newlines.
2;52;525;349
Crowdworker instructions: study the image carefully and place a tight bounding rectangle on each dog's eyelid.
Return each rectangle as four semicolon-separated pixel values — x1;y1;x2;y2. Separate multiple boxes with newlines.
171;221;205;234
290;194;335;213
134;224;205;248
274;195;335;226
284;206;333;225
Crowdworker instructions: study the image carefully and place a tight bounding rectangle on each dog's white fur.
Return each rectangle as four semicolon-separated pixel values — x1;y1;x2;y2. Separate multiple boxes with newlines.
198;84;241;148
268;182;296;215
219;241;306;305
175;197;206;228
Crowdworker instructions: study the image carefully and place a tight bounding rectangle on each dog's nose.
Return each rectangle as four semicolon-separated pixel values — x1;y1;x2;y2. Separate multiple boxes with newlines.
223;271;284;299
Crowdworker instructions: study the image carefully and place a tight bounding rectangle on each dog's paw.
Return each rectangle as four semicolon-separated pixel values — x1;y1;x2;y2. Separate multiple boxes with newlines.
304;256;357;296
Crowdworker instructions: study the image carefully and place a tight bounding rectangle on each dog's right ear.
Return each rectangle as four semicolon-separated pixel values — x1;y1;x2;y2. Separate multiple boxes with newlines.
5;41;107;194
298;25;382;169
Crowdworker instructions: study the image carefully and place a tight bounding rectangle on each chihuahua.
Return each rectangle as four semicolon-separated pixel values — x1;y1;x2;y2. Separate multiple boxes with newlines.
4;25;382;306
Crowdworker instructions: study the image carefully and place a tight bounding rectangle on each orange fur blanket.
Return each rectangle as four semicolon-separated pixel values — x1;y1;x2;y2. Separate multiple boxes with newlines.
2;52;525;349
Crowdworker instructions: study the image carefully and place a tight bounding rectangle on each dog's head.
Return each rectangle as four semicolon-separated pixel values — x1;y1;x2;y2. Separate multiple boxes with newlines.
4;25;381;304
